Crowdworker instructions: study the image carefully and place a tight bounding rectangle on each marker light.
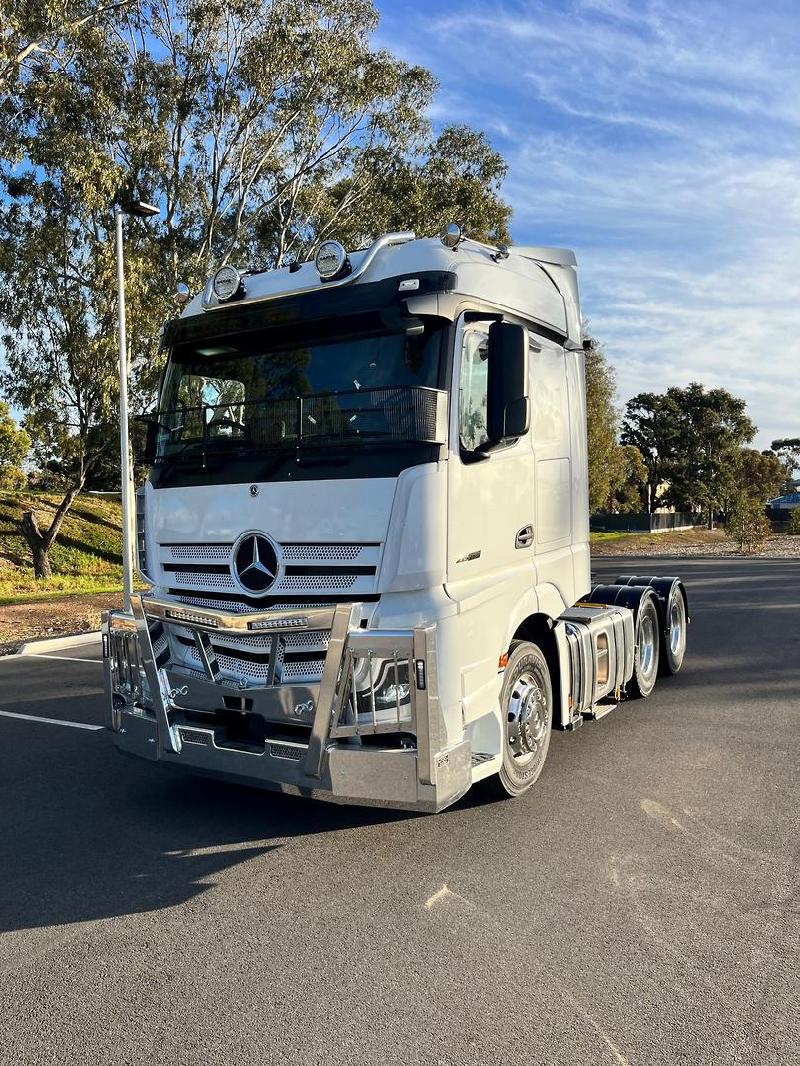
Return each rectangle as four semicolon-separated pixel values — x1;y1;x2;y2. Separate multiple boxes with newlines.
212;265;244;301
315;240;350;281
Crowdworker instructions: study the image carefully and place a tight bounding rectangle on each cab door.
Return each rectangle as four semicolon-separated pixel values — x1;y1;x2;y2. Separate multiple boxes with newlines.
445;317;535;603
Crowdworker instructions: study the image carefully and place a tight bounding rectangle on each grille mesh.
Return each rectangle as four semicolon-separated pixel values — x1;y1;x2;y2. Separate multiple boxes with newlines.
172;571;237;589
279;574;358;590
280;658;326;680
168;544;232;561
282;544;365;561
269;742;304;761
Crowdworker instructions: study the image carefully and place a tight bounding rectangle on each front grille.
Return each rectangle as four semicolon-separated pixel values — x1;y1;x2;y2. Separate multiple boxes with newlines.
148;538;380;689
164;623;332;687
156;540;380;606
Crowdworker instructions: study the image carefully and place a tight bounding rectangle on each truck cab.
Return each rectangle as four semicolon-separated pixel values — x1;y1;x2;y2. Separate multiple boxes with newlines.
104;228;687;811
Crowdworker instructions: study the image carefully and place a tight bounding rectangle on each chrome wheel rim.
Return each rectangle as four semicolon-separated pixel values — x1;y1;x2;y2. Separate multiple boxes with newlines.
638;613;657;679
506;669;548;766
669;597;685;656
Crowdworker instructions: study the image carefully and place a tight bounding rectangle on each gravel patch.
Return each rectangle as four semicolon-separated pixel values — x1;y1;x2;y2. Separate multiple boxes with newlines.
593;533;800;558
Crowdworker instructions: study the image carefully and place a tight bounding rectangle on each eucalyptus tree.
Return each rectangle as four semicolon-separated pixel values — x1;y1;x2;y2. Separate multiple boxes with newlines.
0;0;510;577
623;384;756;526
583;334;646;515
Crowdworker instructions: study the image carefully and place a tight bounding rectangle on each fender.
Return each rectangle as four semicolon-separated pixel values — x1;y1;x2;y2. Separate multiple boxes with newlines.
502;581;568;655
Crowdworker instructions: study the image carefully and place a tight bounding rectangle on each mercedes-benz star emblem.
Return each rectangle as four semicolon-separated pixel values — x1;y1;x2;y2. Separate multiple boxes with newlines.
232;533;279;595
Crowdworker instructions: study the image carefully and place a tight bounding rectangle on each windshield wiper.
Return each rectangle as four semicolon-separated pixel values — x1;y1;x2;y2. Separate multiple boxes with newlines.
156;438;207;479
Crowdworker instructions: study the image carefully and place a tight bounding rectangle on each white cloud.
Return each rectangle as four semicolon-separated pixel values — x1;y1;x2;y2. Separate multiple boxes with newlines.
376;0;800;448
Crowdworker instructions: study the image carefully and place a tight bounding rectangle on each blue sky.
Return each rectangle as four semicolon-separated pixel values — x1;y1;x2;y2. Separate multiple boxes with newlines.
376;0;800;449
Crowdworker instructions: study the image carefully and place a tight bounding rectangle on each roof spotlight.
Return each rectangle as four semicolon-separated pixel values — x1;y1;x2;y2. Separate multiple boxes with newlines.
315;240;350;281
440;222;463;249
213;265;244;302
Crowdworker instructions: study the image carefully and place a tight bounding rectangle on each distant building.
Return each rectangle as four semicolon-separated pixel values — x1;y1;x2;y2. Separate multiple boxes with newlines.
767;490;800;510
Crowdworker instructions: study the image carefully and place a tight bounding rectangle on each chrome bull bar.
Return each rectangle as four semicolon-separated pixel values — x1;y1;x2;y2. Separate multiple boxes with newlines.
103;593;467;811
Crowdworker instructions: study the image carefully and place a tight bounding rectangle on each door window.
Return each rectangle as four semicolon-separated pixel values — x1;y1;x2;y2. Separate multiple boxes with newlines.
459;328;490;452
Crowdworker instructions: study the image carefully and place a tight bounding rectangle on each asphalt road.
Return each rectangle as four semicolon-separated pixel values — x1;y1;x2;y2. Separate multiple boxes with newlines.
0;557;798;1066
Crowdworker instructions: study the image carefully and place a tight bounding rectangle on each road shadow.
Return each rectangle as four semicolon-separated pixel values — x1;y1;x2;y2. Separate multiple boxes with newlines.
0;731;411;933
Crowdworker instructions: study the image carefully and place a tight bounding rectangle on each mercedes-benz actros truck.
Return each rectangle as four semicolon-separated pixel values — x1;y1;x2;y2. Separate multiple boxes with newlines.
103;225;688;812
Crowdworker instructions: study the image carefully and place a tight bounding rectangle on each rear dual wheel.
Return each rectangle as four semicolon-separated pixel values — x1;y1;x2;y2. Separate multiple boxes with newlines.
661;585;687;675
630;596;660;698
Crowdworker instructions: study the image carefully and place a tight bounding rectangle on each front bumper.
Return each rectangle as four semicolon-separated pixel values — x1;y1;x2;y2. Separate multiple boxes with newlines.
102;594;470;812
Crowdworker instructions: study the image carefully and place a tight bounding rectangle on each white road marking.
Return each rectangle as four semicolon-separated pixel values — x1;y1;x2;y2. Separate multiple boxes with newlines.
18;653;101;664
424;885;452;909
0;710;103;731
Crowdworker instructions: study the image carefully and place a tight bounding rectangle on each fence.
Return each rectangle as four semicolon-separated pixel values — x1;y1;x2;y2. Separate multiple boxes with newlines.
590;511;706;534
765;507;794;533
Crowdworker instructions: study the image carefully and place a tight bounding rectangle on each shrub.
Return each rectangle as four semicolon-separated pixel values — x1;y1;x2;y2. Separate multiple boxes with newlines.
0;465;27;491
727;497;771;554
787;508;800;535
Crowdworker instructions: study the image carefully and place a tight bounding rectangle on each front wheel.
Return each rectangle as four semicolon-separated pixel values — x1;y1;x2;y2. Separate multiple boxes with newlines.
483;640;553;799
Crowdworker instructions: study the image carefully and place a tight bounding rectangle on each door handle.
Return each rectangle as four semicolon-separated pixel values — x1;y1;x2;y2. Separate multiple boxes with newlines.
515;525;534;548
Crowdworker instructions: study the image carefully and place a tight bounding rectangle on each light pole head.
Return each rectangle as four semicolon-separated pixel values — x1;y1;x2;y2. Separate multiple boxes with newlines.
122;200;160;219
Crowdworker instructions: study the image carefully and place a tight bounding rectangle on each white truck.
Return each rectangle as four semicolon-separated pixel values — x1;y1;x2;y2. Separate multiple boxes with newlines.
103;226;688;812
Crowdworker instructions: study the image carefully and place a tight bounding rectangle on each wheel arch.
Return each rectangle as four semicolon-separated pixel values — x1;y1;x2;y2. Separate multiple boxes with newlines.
503;584;571;730
511;613;565;731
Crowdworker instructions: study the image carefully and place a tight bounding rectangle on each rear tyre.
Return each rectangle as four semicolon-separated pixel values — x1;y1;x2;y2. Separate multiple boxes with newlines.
630;596;660;698
660;586;687;675
482;640;553;799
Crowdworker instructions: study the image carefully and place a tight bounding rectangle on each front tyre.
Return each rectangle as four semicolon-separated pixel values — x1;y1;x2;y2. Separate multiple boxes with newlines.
484;640;553;799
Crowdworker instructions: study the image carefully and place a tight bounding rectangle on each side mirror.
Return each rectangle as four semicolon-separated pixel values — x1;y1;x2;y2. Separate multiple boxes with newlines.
135;413;160;464
486;321;530;443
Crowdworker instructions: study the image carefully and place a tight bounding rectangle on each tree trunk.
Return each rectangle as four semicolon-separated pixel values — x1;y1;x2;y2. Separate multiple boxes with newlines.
20;477;87;580
21;511;53;579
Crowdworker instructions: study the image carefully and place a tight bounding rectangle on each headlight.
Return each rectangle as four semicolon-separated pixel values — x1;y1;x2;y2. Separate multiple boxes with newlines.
351;655;412;726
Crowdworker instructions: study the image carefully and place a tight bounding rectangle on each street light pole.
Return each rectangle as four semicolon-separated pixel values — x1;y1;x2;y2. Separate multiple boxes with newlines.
114;205;134;613
114;199;159;614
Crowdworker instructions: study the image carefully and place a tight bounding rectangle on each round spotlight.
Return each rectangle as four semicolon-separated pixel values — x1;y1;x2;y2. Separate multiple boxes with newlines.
315;240;350;281
213;265;244;302
440;222;463;249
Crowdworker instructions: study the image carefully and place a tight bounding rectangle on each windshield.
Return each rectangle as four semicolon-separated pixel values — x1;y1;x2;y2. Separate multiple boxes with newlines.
151;317;446;484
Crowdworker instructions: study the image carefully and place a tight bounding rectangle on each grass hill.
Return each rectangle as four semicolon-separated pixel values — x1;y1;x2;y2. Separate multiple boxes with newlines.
0;492;123;605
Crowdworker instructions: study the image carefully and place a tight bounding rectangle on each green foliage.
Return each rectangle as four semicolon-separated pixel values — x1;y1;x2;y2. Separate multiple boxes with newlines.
584;336;646;514
607;444;648;513
734;448;785;505
0;401;30;489
770;437;800;487
584;336;619;513
726;496;771;554
1;0;511;572
786;508;800;535
622;383;756;522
